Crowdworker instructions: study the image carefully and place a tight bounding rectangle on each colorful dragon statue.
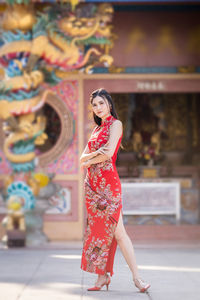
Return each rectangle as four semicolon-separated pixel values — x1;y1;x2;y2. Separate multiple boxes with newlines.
0;1;115;217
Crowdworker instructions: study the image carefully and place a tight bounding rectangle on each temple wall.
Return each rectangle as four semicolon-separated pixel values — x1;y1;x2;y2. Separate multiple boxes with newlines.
112;10;200;67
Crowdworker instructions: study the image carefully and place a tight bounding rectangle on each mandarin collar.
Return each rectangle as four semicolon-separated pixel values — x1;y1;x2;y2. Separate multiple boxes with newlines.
100;115;113;127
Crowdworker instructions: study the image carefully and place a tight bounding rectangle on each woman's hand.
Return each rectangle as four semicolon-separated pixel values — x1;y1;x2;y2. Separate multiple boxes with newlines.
81;160;91;171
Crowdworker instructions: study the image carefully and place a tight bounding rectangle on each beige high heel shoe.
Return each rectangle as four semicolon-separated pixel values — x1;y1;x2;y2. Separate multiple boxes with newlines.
134;278;150;293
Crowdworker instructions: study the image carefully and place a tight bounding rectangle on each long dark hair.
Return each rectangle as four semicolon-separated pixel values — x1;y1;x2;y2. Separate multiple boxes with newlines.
90;88;118;126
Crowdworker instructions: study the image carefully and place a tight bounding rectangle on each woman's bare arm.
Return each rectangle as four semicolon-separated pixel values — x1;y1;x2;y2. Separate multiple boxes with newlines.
80;144;99;163
80;127;100;163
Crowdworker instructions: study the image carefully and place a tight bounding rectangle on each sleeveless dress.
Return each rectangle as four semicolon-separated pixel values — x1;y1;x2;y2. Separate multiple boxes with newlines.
81;115;123;276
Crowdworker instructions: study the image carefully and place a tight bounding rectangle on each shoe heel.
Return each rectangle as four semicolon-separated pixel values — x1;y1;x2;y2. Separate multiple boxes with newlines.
134;278;150;293
106;276;111;291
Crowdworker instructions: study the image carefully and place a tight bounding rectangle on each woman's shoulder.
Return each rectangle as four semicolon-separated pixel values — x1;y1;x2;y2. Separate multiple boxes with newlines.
112;119;123;127
110;119;123;135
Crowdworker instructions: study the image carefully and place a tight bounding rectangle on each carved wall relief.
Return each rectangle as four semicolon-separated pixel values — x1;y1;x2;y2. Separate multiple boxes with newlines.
38;93;74;167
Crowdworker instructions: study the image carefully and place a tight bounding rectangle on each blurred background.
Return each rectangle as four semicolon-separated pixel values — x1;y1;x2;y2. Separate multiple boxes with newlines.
0;0;200;247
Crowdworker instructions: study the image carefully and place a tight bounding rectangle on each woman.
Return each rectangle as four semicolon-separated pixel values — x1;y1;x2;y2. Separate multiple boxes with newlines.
80;88;150;293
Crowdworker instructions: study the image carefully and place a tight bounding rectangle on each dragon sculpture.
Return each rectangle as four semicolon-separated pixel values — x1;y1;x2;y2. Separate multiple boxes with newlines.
0;1;115;214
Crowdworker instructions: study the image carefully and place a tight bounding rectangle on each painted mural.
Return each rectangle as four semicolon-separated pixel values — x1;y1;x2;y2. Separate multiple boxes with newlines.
45;80;79;174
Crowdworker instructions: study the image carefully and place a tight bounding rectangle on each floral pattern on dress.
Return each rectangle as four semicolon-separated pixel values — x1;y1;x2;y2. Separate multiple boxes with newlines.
84;179;121;220
81;115;122;276
84;236;110;273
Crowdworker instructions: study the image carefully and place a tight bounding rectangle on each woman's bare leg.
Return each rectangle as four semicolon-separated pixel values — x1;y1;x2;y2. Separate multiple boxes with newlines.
114;211;139;280
92;212;150;291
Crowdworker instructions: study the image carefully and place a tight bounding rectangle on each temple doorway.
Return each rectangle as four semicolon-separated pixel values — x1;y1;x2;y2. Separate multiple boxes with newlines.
111;93;200;174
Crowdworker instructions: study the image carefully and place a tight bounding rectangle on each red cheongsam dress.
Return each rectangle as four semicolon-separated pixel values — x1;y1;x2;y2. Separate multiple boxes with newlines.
81;115;123;276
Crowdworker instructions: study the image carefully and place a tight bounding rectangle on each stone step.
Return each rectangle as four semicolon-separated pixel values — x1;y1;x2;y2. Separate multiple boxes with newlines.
125;224;200;242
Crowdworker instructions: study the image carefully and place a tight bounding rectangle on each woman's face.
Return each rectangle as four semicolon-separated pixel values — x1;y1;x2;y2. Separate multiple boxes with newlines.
91;95;111;119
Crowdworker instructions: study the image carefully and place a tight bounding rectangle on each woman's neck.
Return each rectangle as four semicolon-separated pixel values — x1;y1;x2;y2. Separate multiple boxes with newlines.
101;114;111;125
